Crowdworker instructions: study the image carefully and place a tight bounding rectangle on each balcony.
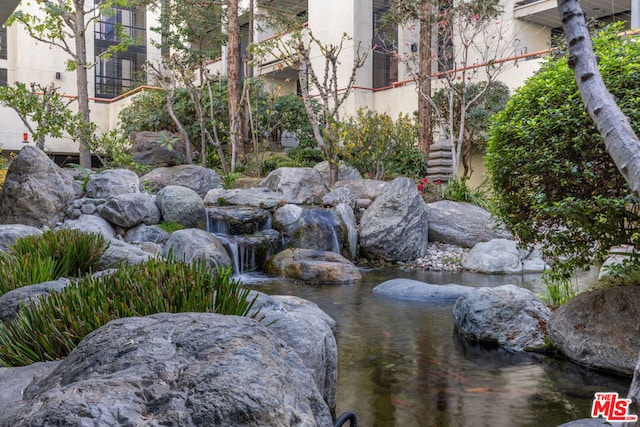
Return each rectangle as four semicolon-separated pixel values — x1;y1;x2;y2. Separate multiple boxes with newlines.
514;0;631;29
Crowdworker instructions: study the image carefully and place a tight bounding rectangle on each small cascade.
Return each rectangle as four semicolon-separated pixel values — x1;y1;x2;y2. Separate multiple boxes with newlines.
330;228;341;254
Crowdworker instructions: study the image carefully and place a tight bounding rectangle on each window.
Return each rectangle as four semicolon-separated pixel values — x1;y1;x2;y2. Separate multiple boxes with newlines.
372;0;398;89
0;68;7;86
0;26;7;60
94;4;147;98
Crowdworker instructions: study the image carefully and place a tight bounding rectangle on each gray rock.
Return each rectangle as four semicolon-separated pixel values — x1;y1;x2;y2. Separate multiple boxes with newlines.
549;286;640;376
129;130;187;167
140;165;222;198
274;204;355;260
206;206;272;235
0;361;61;412
84;169;141;199
259;167;328;205
98;239;153;269
156;185;206;229
0;146;78;227
313;161;362;184
334;178;387;201
204;187;286;210
253;293;337;412
163;228;232;269
0;224;42;252
335;203;357;260
322;187;356;209
0;313;333;427
215;230;282;273
60;214;116;239
98;192;161;228
124;223;170;245
426;200;512;248
453;284;551;352
0;278;71;323
461;239;548;274
373;278;473;303
266;248;362;283
359;177;429;262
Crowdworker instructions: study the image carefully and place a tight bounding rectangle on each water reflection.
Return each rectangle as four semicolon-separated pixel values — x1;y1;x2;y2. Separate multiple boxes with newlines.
248;267;630;427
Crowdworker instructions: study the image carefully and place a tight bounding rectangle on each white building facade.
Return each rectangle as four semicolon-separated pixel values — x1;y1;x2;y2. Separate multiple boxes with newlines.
0;0;635;165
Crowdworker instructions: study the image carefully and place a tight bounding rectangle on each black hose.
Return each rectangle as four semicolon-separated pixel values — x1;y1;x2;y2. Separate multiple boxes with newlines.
333;411;357;427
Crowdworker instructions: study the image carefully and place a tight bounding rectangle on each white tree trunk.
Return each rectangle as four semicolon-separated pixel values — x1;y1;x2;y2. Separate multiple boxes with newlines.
558;0;640;197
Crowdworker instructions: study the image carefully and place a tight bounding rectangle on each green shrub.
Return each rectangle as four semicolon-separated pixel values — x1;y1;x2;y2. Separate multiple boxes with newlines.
0;258;260;367
0;229;109;296
442;178;490;210
338;109;425;180
486;23;640;276
158;221;185;233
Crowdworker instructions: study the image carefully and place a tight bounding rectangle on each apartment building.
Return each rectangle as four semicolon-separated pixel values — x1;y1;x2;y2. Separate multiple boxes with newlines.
0;0;636;162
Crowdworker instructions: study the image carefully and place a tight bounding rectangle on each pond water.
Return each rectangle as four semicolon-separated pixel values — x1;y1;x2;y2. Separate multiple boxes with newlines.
245;268;632;427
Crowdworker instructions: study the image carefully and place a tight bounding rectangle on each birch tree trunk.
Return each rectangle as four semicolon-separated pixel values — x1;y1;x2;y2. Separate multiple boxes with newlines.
557;0;640;197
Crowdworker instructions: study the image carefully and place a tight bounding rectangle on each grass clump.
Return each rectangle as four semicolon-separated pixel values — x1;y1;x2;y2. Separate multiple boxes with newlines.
158;221;185;233
0;257;260;367
0;229;109;296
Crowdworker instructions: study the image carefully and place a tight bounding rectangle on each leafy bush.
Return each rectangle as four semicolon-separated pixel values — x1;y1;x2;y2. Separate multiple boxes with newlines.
486;23;640;277
338;109;424;180
0;258;259;366
0;229;109;296
442;178;490;210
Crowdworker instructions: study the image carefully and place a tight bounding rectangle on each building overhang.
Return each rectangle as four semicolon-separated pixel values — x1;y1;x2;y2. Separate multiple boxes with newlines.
0;0;20;25
514;0;631;29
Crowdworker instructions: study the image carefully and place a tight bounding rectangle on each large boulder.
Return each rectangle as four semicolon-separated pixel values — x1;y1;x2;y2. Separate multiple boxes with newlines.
426;200;512;247
0;224;42;252
98;192;161;228
549;286;640;376
140;165;222;198
266;248;362;283
60;214;116;239
98;239;153;269
0;278;71;323
252;293;337;412
334;179;386;201
84;169;141;199
204;187;286;211
129;130;187;167
273;204;356;260
259;167;328;205
163;228;232;269
373;278;473;303
0;146;78;227
0;361;61;412
359;177;429;262
0;313;333;426
124;223;171;245
461;238;548;274
206;206;272;235
156;185;206;229
453;284;551;352
313;161;362;184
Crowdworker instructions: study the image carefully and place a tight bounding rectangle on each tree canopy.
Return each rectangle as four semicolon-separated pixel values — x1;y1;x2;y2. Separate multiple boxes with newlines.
486;23;640;272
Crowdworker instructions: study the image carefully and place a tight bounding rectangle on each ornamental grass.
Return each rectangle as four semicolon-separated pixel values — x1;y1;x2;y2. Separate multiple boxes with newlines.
0;257;259;367
0;229;109;296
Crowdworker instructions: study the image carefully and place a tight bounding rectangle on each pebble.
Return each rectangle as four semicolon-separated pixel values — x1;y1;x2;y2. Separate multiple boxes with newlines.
397;242;467;272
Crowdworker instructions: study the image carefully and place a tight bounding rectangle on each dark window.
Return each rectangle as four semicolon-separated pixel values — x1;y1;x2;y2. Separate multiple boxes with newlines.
437;2;454;73
94;3;147;98
0;68;7;86
372;0;398;89
0;26;7;60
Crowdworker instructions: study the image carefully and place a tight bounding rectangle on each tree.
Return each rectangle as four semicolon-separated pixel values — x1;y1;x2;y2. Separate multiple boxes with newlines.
251;11;367;186
486;23;640;278
433;80;508;180
227;0;243;172
0;82;74;150
9;0;138;168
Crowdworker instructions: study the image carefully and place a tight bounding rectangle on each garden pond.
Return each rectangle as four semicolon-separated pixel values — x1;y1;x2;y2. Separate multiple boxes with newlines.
244;268;631;427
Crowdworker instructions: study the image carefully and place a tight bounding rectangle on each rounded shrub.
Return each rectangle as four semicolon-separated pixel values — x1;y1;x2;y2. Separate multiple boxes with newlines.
486;23;640;272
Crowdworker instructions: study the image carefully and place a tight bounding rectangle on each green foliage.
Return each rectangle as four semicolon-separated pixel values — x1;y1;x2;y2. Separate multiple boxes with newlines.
0;258;260;366
486;23;640;276
0;229;109;296
158;221;185;233
222;172;243;189
287;147;327;166
600;255;640;287
538;268;578;308
433;81;510;180
88;130;149;174
339;108;424;180
442;178;490;210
